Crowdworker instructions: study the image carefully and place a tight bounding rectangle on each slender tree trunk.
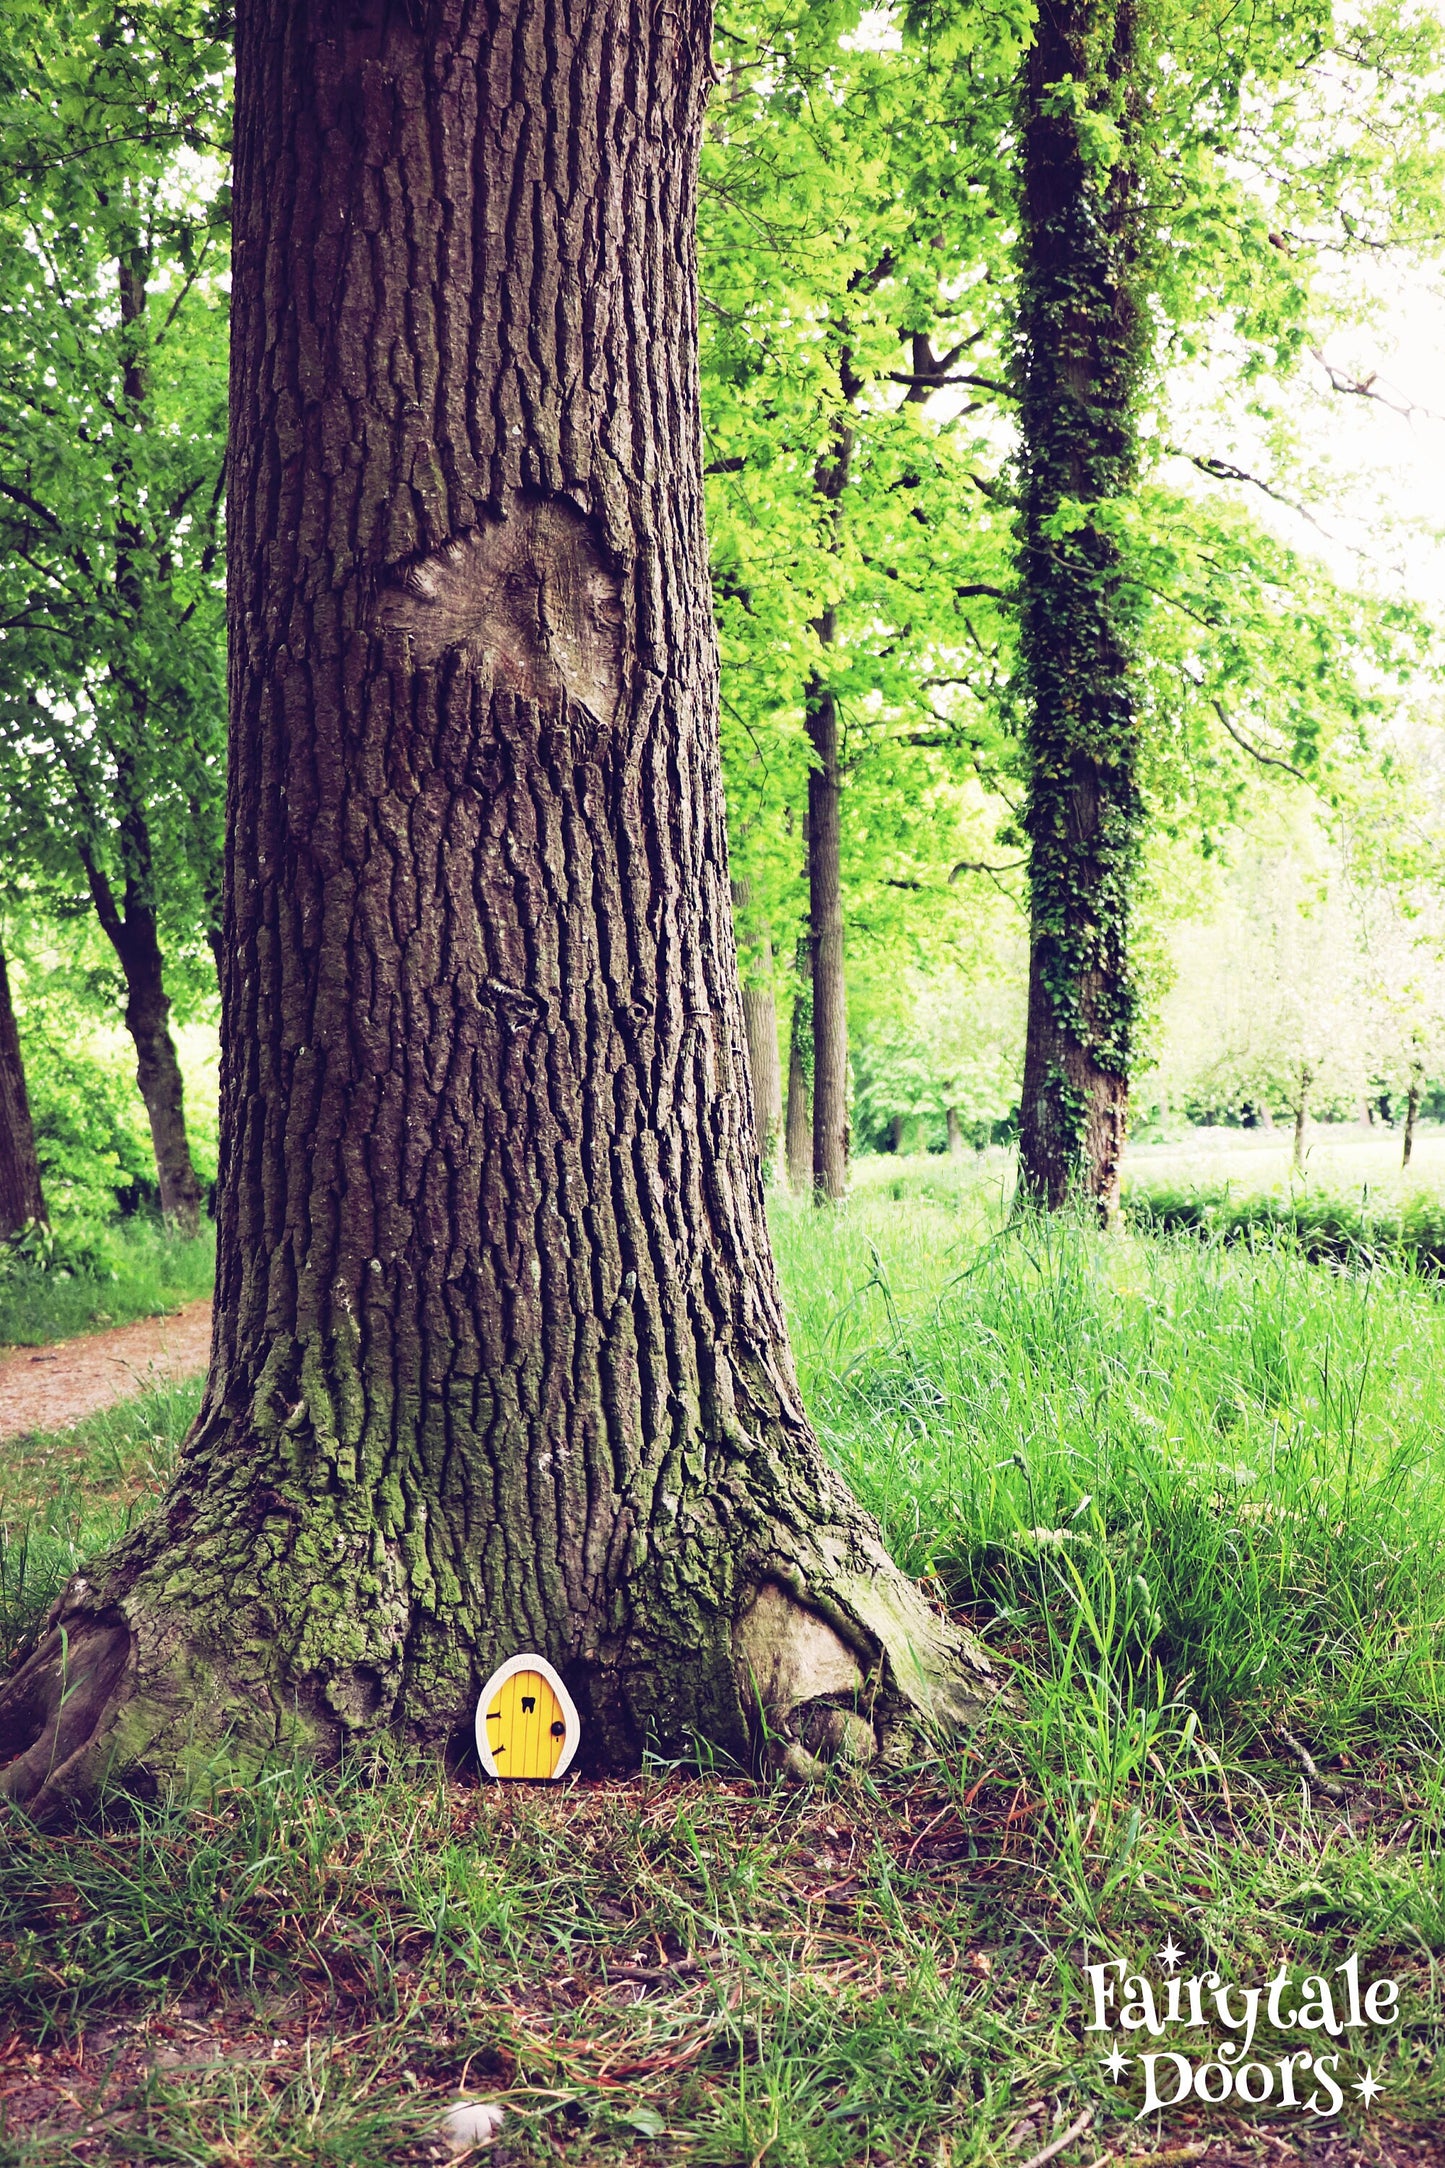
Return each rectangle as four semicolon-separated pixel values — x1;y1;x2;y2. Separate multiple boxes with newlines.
0;939;45;1240
1403;1065;1421;1168
785;940;812;1192
888;1114;905;1155
81;851;202;1236
807;633;849;1203
742;983;782;1177
1292;1064;1312;1174
0;0;992;1818
731;881;782;1178
946;1106;964;1157
119;910;201;1236
806;387;853;1209
1014;0;1146;1222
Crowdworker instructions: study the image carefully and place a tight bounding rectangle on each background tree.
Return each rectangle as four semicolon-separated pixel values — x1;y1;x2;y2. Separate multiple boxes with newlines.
0;0;993;1817
731;878;783;1177
0;933;45;1238
704;2;1019;1199
0;0;229;1231
1010;0;1148;1218
1145;816;1377;1155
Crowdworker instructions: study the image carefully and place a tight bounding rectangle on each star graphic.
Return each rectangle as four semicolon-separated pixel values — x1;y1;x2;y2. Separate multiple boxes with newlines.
1102;2045;1131;2082
1156;1935;1183;1973
1354;2067;1383;2106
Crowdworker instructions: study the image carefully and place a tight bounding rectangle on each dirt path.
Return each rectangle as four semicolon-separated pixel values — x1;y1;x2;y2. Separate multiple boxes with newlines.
0;1299;213;1443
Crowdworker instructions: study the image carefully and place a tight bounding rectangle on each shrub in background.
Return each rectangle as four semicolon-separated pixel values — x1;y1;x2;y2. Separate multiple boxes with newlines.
22;1036;161;1216
1125;1182;1445;1274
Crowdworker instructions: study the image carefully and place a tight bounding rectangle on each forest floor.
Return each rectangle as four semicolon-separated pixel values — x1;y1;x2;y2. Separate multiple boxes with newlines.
0;1162;1441;2166
0;1301;210;1443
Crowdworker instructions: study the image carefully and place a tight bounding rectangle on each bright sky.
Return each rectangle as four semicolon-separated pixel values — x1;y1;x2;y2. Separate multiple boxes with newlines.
1302;267;1445;610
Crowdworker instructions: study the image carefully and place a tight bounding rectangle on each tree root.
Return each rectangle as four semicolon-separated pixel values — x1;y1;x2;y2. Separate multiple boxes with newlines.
0;1494;1004;1819
735;1551;1001;1780
0;1611;134;1821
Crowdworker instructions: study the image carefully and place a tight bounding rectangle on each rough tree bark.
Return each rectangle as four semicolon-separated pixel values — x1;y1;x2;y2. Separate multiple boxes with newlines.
0;938;46;1240
785;938;813;1192
0;0;994;1818
946;1106;964;1157
1015;0;1146;1220
731;880;782;1177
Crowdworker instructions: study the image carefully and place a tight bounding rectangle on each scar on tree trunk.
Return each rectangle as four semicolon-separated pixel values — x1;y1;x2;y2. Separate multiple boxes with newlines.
0;0;996;1823
0;938;46;1240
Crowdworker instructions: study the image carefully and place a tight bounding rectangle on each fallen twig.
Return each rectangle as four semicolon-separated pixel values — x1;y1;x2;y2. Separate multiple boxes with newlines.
1277;1728;1349;1805
1017;2106;1093;2168
603;1959;704;1984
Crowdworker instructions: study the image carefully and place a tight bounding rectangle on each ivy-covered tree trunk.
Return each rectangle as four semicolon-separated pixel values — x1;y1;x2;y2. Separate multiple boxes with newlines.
1015;0;1147;1219
0;0;994;1819
785;940;813;1192
0;938;45;1240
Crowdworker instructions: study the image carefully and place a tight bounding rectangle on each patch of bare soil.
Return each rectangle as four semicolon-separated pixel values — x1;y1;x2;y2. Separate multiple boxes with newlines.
0;1299;212;1443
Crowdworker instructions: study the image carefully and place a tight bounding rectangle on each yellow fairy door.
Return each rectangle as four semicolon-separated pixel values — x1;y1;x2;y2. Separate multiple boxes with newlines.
483;1668;569;1779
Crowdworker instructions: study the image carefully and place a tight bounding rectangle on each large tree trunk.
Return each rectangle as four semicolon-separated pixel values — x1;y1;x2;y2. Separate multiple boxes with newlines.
0;939;46;1240
1014;0;1145;1221
806;638;849;1203
785;940;812;1192
731;881;782;1179
946;1106;965;1157
0;0;993;1819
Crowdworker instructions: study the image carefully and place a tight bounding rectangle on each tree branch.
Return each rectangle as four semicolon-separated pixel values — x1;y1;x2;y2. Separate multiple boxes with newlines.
887;369;1013;399
1211;698;1308;783
1310;347;1445;424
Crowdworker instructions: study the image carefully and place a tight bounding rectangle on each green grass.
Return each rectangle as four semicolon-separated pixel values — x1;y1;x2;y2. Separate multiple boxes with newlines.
0;1220;215;1351
0;1167;1441;2164
0;1378;201;1666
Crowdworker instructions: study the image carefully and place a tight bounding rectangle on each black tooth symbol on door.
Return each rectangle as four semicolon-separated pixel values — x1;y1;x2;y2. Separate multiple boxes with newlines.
476;1655;581;1783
